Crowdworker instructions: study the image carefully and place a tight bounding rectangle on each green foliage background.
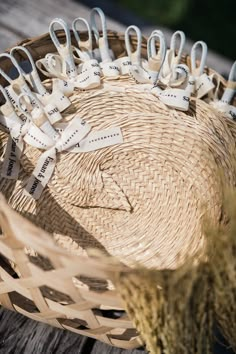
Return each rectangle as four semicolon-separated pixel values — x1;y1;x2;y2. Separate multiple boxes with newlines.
117;0;236;60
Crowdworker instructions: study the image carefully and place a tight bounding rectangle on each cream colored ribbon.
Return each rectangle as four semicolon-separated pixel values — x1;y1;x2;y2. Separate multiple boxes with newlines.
24;116;90;199
189;41;215;98
0;85;30;179
210;61;236;119
23;117;124;199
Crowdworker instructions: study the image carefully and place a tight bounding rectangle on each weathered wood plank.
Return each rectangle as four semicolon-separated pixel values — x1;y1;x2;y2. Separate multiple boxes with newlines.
0;0;125;52
0;307;147;353
0;0;232;73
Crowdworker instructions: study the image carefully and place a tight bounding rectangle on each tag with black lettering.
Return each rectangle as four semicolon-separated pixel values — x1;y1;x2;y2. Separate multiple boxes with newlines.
115;57;132;75
100;61;120;78
129;65;152;84
228;105;236;120
24;148;56;200
69;127;123;152
157;88;190;111
213;101;236;120
44;103;62;125
73;68;101;90
52;79;75;97
195;73;215;98
1;138;22;179
185;75;195;94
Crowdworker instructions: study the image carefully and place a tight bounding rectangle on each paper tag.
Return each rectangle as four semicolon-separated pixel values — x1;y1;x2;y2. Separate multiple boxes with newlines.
114;57;132;75
100;61;120;78
185;76;196;94
52;79;75;97
195;73;215;98
38;89;71;113
73;68;101;90
5;86;20;109
157;88;190;111
77;59;100;74
70;127;123;152
44;103;62;125
24;148;56;199
129;65;152;84
50;90;71;112
1;138;21;179
228;105;236;120
213;101;236;120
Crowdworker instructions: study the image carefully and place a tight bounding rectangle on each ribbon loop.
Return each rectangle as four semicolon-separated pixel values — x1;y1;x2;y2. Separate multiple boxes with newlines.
170;30;186;64
17;92;60;140
10;46;48;96
190;41;207;77
125;25;142;66
90;7;112;63
49;18;77;79
146;31;166;84
72;17;93;60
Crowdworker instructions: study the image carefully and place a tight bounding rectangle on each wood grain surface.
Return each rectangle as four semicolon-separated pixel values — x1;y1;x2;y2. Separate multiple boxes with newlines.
0;307;146;353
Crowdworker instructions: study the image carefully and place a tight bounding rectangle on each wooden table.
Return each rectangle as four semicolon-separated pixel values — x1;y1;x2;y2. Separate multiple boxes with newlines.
0;307;146;353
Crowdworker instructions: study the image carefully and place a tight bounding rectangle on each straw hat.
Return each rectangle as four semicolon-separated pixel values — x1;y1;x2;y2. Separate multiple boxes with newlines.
1;83;236;270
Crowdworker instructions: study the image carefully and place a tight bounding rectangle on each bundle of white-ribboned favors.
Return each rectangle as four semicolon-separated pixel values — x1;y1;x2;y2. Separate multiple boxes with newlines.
0;7;235;199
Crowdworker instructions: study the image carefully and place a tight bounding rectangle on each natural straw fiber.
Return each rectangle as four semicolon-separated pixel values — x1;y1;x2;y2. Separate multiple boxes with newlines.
1;86;236;269
0;30;236;350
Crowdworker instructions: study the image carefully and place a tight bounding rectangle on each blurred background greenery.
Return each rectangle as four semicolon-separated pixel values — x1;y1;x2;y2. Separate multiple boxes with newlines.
115;0;235;60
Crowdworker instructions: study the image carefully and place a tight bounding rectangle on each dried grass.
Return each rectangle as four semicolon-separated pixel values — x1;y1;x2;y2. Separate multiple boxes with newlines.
111;179;236;354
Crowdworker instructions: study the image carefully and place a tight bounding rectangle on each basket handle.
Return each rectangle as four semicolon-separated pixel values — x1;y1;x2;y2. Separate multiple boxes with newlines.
49;18;77;78
125;25;142;66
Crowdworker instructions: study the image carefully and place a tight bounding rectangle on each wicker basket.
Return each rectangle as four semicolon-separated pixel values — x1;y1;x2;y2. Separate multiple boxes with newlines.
0;30;236;350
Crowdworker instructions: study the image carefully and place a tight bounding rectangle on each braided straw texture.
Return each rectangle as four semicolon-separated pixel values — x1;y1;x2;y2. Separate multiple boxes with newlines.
0;31;236;348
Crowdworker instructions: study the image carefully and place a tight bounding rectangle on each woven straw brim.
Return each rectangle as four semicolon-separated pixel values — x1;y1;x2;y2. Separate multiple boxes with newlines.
1;86;236;270
0;32;236;271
